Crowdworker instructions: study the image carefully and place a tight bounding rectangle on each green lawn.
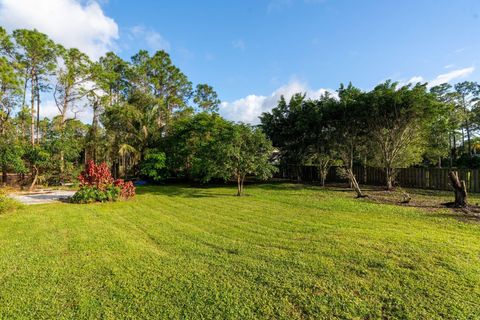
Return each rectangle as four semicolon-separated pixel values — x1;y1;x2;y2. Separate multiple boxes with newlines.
1;184;480;319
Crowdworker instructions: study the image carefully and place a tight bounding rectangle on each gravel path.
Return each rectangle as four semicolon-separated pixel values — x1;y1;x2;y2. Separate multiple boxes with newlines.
10;190;76;205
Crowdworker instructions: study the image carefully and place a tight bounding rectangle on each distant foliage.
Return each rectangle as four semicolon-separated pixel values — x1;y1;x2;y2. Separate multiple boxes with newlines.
139;151;167;182
72;160;135;203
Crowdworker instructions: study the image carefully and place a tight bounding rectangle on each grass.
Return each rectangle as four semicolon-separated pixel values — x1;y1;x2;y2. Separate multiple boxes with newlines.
0;183;480;319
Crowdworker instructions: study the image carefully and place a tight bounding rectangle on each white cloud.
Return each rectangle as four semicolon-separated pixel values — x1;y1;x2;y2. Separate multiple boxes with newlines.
268;0;326;12
428;67;475;87
130;25;170;52
267;0;294;12
219;80;333;124
397;75;424;87
0;0;119;59
41;99;92;123
232;39;246;51
397;67;475;88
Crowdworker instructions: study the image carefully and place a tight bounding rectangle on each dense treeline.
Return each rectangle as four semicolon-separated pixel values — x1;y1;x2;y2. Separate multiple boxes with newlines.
2;26;480;193
261;81;480;190
0;27;274;195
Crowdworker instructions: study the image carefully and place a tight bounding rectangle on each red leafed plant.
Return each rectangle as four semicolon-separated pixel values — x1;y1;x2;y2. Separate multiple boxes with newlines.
114;179;136;199
78;160;135;200
78;160;114;190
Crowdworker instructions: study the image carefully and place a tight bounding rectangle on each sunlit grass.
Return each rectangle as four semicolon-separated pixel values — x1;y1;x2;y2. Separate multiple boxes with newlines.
0;183;479;319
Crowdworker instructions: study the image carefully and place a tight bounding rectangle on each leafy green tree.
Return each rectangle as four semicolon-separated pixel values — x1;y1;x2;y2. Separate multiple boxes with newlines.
0;126;26;184
219;124;276;196
194;84;221;113
45;117;88;183
13;29;59;145
54;47;92;174
139;150;167;182
260;93;311;180
24;144;50;190
454;81;480;155
163;112;231;181
430;83;461;165
365;81;437;189
0;54;21;135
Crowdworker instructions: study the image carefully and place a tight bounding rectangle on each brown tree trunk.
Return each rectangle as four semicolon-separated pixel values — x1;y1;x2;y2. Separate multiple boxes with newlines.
36;85;40;143
2;167;7;186
236;174;242;196
30;72;36;145
320;171;326;186
345;168;366;198
448;171;468;207
29;165;39;191
385;166;394;190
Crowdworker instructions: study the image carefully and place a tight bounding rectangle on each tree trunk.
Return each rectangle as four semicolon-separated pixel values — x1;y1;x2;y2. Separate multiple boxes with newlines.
452;133;457;163
466;120;472;155
385;166;394;190
1;167;7;186
29;165;39;191
296;165;302;182
320;171;326;186
36;84;40;143
236;174;242;196
345;168;366;198
30;73;36;145
448;171;468;207
363;154;367;184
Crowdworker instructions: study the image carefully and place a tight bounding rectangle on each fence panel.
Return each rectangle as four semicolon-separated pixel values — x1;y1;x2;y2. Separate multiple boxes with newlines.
274;164;480;193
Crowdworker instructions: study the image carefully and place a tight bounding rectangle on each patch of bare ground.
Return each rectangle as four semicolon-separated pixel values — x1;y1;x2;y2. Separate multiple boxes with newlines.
323;183;480;223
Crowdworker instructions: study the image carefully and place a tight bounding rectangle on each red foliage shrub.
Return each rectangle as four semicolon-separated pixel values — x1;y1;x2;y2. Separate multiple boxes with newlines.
114;179;136;199
78;160;135;199
78;160;114;190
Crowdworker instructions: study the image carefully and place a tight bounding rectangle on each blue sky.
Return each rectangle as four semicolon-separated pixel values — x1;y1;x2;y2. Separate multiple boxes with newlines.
1;0;479;123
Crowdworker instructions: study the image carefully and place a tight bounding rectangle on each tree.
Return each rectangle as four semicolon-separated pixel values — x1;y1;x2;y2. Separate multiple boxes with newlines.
24;144;50;190
163;112;231;181
430;83;460;166
84;53;128;164
0;124;25;185
219;124;276;196
0;55;21;135
366;81;437;190
193;84;221;113
139;150;167;182
13;29;58;145
454;81;480;155
143;50;193;130
53;47;91;174
261;93;310;181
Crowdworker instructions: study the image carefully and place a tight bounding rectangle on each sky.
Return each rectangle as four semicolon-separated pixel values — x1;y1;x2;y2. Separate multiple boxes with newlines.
0;0;479;123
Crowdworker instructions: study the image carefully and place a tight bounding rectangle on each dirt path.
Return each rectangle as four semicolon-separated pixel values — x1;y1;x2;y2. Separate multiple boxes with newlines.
10;190;76;205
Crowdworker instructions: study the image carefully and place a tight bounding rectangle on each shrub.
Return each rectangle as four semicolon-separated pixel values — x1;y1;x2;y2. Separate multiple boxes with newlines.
71;161;135;204
114;179;136;198
139;150;167;182
78;160;114;189
71;185;121;204
0;190;21;214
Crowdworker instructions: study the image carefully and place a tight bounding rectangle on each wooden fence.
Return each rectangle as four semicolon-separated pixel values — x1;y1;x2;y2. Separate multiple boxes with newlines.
275;165;480;193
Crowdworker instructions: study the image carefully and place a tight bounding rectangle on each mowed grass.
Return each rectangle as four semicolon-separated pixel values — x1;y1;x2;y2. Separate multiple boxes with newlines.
1;184;480;319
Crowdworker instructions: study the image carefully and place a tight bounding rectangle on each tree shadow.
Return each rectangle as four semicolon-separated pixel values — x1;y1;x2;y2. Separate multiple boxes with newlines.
135;184;234;198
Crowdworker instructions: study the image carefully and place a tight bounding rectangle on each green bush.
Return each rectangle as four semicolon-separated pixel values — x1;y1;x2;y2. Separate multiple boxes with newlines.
0;190;21;214
70;185;120;204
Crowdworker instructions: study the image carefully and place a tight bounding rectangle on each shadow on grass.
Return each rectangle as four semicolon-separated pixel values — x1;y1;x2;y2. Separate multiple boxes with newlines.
427;210;480;223
135;184;234;198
